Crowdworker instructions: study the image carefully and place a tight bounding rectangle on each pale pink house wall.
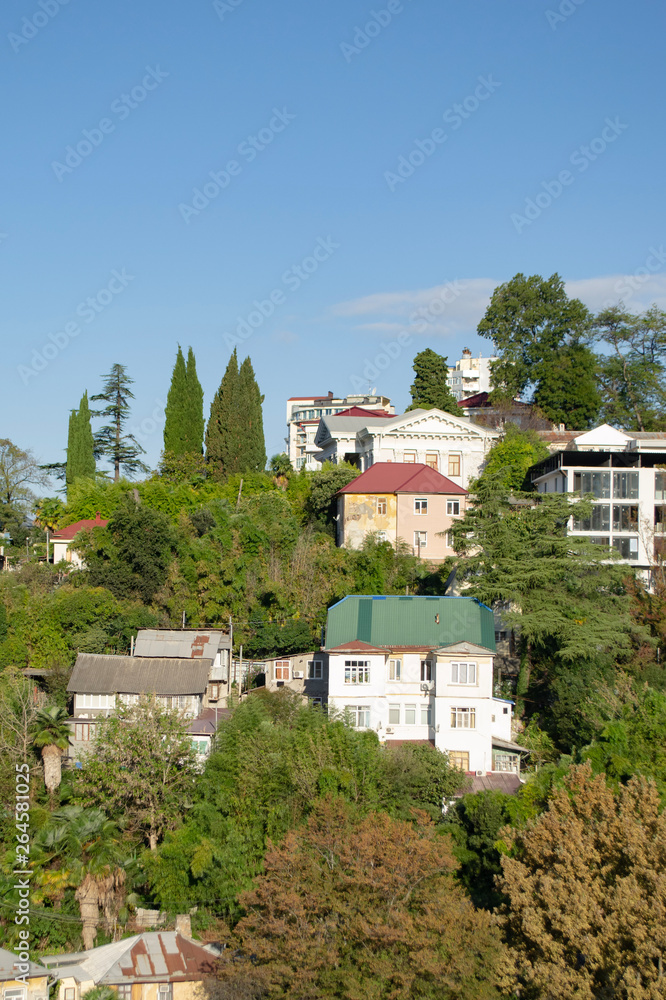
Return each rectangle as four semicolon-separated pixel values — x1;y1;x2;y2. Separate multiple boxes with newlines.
396;493;465;561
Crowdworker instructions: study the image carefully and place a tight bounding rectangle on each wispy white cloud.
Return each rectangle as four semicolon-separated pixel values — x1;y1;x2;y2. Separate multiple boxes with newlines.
331;267;666;339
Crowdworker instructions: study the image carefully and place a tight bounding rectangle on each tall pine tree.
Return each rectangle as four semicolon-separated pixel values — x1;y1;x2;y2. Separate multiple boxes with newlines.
92;364;149;481
239;356;267;472
66;392;95;493
163;346;188;455
184;347;204;453
205;348;241;473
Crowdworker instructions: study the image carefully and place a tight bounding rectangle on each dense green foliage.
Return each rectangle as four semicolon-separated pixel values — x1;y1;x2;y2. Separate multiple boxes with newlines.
594;304;666;431
476;423;549;491
406;347;459;413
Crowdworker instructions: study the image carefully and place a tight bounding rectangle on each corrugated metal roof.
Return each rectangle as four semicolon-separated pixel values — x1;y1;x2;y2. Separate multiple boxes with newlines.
44;934;216;985
337;462;467;496
325;596;495;651
0;947;48;980
68;654;211;695
134;629;229;659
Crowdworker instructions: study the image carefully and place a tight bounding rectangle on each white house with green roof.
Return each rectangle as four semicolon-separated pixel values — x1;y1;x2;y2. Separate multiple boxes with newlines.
325;595;525;775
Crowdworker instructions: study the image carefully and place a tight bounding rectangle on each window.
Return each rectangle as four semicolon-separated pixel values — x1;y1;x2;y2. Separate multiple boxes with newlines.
118;693;139;706
425;452;438;470
310;696;323;708
448;454;461;477
161;695;190;710
446;500;460;516
349;705;370;728
376;496;387;515
451;662;476;684
612;504;639;532
503;706;509;715
656;473;666;501
404;704;416;725
493;751;519;773
308;660;323;679
403;451;416;463
414;531;427;550
656;506;666;534
344;661;370;684
275;660;290;680
376;530;387;542
157;987;172;1000
75;694;115;710
414;498;428;515
446;529;455;548
574;471;610;498
388;658;401;681
451;707;476;729
613;472;639;499
388;704;400;725
191;739;208;756
495;631;507;642
613;536;639;559
116;987;131;1000
74;722;94;742
5;991;27;1000
573;504;610;532
421;659;432;682
420;703;432;725
448;750;469;771
209;683;220;700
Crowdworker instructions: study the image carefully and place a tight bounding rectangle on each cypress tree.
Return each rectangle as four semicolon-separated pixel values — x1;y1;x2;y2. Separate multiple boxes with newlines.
163;346;188;455
184;347;205;454
78;392;96;478
66;392;96;492
206;348;241;473
238;356;267;472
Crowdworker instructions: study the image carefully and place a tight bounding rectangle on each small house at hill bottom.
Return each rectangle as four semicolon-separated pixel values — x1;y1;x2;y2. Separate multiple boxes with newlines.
42;932;217;1000
0;948;50;1000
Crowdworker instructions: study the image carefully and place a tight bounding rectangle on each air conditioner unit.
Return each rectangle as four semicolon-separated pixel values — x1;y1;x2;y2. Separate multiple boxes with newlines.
475;770;485;777
420;682;431;692
293;671;304;679
385;726;394;734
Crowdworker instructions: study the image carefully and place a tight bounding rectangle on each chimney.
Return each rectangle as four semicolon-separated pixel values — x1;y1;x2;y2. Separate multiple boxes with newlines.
462;347;472;357
175;914;192;937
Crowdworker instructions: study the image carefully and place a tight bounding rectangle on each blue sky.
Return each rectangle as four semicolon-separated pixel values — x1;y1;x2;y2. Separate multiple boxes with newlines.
2;0;665;481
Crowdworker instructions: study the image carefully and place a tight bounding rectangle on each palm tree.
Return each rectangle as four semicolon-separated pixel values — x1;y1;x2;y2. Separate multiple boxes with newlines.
33;806;129;949
32;705;71;794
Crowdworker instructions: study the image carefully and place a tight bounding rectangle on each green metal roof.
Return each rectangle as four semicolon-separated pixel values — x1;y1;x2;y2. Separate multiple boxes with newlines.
325;595;496;652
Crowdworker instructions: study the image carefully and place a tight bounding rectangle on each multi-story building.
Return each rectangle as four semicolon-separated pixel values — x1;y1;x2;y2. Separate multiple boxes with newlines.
285;392;394;470
447;348;497;402
529;423;666;573
336;462;467;560
325;595;526;775
314;407;498;489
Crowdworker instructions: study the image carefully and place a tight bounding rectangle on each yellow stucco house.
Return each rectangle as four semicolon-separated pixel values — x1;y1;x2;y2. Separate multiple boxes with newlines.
0;948;49;1000
337;462;467;562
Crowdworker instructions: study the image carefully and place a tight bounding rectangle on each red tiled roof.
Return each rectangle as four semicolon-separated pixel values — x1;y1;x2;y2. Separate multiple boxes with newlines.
337;463;467;496
458;392;529;409
327;639;386;653
51;513;108;541
333;406;393;419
